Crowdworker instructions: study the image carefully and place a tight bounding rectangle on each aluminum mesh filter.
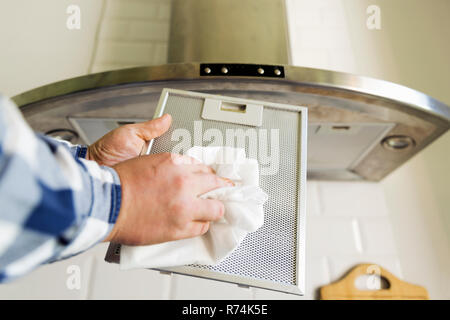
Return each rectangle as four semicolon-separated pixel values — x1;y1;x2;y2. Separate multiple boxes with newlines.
150;93;300;285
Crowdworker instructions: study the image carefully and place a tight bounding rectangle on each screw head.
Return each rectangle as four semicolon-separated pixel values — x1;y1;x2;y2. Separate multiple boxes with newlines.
221;67;228;74
274;68;281;76
204;67;211;74
257;67;264;75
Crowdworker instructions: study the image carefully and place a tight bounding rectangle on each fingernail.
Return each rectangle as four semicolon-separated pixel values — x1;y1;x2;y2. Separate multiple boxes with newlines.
160;113;171;121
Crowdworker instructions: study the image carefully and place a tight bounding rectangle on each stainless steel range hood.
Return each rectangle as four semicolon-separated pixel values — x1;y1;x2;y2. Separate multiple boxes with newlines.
12;0;450;181
14;63;450;181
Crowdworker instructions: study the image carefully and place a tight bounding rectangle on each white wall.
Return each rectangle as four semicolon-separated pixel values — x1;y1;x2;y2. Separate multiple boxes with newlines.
287;0;450;299
0;0;103;97
343;0;450;299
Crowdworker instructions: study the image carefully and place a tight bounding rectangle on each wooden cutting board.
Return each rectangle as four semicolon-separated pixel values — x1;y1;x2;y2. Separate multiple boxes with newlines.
320;263;429;300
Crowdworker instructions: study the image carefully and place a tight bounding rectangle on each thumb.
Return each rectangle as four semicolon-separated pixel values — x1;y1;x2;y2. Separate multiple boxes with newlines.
136;113;172;140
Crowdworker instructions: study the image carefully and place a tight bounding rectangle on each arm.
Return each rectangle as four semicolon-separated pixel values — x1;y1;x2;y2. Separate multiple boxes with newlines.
0;95;229;283
44;136;88;160
0;95;120;282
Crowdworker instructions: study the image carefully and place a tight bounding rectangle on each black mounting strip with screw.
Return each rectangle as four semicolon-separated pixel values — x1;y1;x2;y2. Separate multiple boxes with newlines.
200;63;285;78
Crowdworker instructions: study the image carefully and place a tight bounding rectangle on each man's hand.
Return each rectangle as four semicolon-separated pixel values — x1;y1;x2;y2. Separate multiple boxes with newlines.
86;114;172;166
104;153;233;245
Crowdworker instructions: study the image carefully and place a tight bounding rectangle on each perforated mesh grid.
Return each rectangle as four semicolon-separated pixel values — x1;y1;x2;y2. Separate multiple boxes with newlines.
150;93;300;285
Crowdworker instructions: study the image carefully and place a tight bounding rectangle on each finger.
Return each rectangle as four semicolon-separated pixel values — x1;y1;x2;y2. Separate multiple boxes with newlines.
135;114;172;140
185;221;211;238
192;164;215;174
192;173;233;195
221;177;235;186
167;154;218;175
170;154;217;174
170;153;202;165
149;153;206;171
192;199;225;221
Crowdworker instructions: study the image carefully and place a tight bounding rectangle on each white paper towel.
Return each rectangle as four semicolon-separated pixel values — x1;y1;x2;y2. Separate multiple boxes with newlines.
119;146;268;270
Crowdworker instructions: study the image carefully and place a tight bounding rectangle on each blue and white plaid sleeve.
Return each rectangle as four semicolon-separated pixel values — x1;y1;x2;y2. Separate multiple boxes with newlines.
0;95;122;283
53;138;89;160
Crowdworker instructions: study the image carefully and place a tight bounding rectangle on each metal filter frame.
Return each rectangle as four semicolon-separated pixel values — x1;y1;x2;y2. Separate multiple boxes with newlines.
106;88;308;295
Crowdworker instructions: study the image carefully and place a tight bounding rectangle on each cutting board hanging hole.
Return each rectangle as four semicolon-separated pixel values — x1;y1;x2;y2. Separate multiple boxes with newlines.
354;274;390;291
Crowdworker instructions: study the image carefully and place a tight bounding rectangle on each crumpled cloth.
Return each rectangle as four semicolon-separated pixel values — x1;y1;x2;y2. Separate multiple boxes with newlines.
119;146;268;270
